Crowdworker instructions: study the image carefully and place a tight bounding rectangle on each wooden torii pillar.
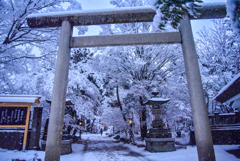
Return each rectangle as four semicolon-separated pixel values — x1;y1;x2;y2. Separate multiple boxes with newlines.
27;3;226;161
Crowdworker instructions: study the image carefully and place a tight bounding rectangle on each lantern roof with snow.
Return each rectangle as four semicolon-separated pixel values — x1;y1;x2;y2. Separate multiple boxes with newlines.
146;90;170;105
146;97;170;105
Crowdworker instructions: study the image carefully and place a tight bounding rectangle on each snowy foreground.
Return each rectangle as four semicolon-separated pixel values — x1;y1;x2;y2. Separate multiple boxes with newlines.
0;133;239;161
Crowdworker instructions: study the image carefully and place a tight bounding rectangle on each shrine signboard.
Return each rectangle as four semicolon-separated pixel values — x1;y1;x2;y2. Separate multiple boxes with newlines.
0;107;28;125
0;95;41;151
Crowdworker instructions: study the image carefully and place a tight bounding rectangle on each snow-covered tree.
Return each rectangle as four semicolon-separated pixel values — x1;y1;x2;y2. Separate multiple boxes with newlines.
92;0;190;137
0;0;88;130
0;0;85;51
0;0;87;96
67;48;104;120
197;19;240;113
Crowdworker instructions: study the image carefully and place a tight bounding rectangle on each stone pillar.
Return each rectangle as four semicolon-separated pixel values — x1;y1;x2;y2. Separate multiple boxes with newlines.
180;14;215;161
28;107;43;150
44;20;73;161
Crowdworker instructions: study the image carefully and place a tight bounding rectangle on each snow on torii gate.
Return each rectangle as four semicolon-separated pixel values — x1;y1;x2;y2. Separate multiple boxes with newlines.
27;3;226;161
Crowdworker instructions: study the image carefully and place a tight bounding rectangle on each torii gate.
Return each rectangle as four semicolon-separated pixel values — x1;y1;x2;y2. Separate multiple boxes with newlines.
27;3;226;161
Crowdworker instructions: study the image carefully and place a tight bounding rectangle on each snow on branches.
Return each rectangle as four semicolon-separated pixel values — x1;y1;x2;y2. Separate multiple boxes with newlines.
0;0;86;64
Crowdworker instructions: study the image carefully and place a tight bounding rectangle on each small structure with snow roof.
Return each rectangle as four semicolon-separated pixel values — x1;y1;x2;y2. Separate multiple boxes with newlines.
189;77;240;145
0;95;41;151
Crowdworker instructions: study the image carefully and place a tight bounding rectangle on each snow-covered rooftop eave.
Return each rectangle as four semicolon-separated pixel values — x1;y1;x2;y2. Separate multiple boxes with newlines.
0;95;41;98
26;3;226;28
214;73;240;103
0;95;41;104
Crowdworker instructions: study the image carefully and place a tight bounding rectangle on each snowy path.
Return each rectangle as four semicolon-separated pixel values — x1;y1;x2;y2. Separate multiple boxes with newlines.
0;133;239;161
81;139;149;161
79;134;240;161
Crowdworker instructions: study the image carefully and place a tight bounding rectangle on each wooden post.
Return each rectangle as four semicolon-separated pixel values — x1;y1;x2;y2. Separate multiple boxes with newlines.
235;111;240;123
22;103;31;151
214;112;220;125
180;14;215;161
44;20;73;161
29;107;43;150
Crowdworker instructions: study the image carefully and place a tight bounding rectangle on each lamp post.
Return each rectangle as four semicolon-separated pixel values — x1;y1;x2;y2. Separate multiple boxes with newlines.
128;120;133;125
128;119;135;143
86;124;88;134
79;121;83;140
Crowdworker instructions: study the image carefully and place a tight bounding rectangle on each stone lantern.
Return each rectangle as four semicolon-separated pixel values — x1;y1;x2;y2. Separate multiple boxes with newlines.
145;91;175;152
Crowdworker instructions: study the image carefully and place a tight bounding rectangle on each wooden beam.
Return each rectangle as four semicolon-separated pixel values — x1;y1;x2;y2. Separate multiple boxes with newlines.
34;99;40;104
27;3;226;28
70;32;181;48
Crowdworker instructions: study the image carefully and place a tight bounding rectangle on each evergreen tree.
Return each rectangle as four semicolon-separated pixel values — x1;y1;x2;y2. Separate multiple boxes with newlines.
150;0;203;29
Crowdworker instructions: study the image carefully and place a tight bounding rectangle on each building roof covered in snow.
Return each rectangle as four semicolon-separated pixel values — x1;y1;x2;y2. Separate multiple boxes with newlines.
214;73;240;104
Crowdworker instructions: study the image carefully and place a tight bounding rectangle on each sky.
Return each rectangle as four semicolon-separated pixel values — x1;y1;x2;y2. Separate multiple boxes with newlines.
75;0;227;38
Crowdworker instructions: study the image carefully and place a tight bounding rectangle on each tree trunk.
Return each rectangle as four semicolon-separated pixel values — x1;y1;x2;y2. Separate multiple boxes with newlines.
141;107;147;139
90;118;96;133
139;97;147;139
116;86;127;122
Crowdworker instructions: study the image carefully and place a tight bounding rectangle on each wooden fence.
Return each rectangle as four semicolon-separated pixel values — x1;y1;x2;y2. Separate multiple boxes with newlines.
208;111;240;125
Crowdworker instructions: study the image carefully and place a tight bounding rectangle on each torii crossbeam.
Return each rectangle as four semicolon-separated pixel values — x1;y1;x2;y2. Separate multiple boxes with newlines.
26;3;226;161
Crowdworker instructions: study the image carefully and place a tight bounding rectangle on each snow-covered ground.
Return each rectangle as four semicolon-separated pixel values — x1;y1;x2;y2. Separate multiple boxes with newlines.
0;133;239;161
